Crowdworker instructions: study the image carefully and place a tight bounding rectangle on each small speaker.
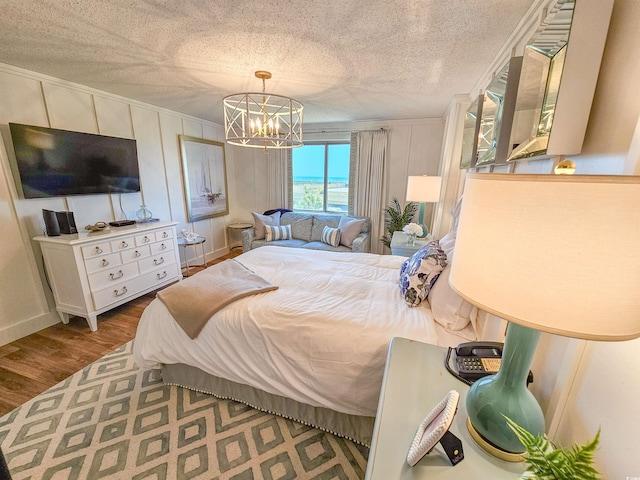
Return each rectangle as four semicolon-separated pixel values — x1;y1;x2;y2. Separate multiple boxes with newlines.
42;209;60;236
56;211;77;234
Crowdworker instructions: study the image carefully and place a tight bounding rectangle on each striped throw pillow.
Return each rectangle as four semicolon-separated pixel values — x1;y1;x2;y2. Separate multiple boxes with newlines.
265;224;292;241
321;226;341;247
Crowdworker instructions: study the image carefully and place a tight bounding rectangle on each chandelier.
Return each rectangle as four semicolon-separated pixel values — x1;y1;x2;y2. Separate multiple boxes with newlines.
223;71;303;150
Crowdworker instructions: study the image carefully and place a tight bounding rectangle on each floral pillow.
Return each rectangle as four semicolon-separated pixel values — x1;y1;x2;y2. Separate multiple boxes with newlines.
399;240;447;307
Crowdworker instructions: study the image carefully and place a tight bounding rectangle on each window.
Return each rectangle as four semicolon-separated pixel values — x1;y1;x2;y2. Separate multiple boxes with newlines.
291;143;351;213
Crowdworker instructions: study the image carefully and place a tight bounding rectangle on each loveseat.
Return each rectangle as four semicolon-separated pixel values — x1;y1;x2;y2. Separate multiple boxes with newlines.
242;211;371;253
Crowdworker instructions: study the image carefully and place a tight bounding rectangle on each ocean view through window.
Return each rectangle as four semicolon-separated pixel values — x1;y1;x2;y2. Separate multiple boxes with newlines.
292;143;350;212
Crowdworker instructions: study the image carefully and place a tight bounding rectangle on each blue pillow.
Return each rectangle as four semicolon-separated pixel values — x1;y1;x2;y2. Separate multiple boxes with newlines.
321;226;341;247
265;224;292;242
399;240;447;307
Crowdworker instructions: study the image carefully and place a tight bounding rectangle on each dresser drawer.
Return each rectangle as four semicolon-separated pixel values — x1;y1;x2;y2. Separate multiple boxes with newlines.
81;242;112;259
138;252;175;274
91;262;180;310
121;245;151;264
88;262;139;291
84;252;122;274
135;233;155;246
110;236;136;252
155;228;173;241
142;262;180;286
150;240;173;255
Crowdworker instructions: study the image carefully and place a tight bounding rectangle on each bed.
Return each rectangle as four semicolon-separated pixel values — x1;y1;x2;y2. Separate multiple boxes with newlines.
133;245;483;445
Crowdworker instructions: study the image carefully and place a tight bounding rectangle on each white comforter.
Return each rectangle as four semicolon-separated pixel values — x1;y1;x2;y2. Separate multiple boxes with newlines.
133;246;476;417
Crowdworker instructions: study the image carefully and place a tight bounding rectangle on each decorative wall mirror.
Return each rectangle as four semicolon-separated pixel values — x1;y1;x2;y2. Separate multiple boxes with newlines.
507;0;613;162
476;56;522;166
459;95;483;169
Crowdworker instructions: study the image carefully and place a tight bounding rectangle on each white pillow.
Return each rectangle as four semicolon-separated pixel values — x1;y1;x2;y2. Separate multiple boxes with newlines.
427;264;477;331
338;216;366;247
439;232;456;259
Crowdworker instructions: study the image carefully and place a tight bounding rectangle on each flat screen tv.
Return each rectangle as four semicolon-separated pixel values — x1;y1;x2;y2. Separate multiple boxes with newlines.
9;123;141;198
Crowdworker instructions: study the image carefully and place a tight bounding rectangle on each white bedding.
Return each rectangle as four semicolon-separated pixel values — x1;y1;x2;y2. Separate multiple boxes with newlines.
133;246;477;417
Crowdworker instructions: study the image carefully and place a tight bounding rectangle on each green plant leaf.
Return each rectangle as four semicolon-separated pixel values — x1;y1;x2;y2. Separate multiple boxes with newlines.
505;417;601;480
380;197;417;247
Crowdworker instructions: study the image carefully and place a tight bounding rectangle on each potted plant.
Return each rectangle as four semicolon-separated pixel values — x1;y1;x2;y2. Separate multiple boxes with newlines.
381;197;418;248
506;417;602;479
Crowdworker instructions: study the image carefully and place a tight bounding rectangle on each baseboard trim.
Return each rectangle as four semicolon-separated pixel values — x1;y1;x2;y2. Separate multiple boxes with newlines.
0;312;60;346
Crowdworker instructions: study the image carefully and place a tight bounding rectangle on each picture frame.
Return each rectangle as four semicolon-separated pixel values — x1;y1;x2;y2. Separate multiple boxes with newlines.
179;135;229;222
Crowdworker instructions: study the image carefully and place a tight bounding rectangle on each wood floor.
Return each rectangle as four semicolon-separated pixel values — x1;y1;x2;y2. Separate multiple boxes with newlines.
0;249;241;417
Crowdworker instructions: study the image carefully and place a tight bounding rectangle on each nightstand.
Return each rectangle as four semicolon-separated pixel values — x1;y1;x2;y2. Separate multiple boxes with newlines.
365;338;524;479
390;231;432;256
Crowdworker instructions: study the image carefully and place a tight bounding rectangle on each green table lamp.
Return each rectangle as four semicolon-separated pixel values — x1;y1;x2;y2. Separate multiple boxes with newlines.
449;173;640;461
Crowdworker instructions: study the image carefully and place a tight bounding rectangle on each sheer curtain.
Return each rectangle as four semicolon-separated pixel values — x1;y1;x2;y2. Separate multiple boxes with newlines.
351;130;388;254
267;149;291;209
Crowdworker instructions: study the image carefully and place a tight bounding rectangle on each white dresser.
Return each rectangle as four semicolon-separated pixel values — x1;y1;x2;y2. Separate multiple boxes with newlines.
34;221;181;331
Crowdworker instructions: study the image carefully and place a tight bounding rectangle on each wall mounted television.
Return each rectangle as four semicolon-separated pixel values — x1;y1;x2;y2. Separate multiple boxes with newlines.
8;123;141;199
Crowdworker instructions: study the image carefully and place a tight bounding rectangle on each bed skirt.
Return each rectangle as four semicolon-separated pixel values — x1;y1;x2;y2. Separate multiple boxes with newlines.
161;363;375;446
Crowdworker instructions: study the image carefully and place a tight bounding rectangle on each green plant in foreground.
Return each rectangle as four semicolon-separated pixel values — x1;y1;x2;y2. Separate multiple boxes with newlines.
506;417;601;480
380;197;417;248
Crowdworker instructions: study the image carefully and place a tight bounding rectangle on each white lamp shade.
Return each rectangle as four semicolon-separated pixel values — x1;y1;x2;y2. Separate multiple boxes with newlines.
450;173;640;341
406;175;442;202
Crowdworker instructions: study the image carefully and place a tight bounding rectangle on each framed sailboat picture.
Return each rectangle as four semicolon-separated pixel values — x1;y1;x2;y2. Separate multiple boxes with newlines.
179;135;229;222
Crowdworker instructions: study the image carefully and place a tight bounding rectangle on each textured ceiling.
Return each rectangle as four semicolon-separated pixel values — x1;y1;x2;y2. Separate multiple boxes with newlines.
0;0;535;125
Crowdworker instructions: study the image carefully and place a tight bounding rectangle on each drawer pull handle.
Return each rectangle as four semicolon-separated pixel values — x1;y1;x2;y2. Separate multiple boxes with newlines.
95;246;103;254
114;286;128;297
160;243;167;250
162;232;168;238
156;271;167;280
134;250;141;258
109;270;124;280
101;259;109;267
154;257;165;266
120;241;128;248
143;236;150;243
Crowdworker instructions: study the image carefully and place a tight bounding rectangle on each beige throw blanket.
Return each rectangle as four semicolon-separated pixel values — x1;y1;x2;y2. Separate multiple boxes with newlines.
157;259;278;339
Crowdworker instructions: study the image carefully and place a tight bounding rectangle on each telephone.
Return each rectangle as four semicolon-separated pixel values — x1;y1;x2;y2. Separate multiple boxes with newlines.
446;341;533;386
454;341;504;381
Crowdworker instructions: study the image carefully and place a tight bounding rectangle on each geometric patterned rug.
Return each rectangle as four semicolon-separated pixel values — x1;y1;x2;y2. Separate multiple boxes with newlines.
0;342;368;479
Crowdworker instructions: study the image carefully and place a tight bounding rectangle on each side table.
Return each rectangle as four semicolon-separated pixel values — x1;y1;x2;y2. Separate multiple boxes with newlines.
177;236;206;276
365;338;524;479
390;230;433;256
227;222;253;251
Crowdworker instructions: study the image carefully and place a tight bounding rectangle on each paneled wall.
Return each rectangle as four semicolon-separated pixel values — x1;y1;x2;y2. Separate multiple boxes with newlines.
0;64;236;344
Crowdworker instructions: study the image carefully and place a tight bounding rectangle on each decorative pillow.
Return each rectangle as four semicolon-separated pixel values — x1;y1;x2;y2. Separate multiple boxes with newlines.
251;211;281;240
399;240;447;307
321;226;341;247
265;224;292;242
427;264;477;331
338;216;366;247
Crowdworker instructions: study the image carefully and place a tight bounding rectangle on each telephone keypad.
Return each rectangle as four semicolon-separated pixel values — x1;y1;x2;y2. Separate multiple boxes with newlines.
456;357;501;374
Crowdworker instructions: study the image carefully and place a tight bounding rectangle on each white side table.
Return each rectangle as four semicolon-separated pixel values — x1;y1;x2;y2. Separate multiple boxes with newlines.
177;236;206;276
390;231;433;256
365;338;524;479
